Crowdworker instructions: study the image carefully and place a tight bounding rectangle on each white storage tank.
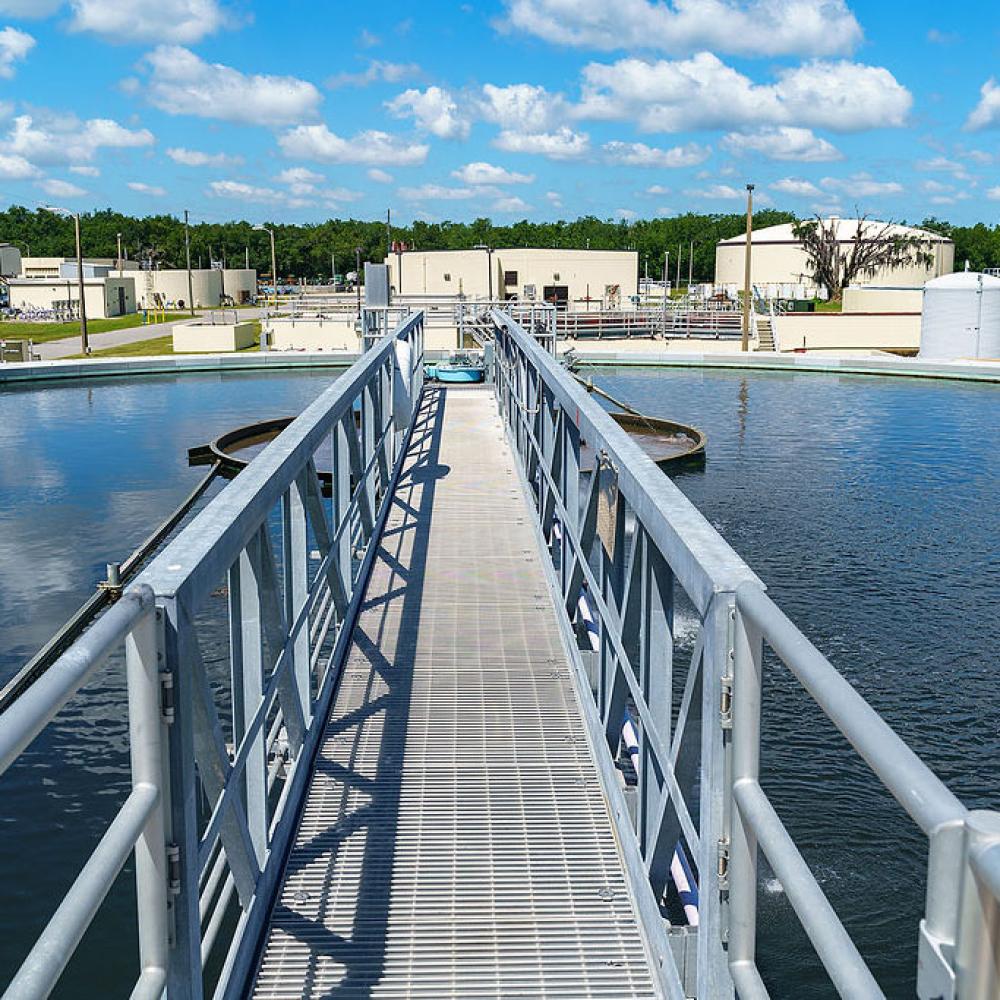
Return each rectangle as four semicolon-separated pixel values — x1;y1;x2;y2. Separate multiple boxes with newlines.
920;271;1000;360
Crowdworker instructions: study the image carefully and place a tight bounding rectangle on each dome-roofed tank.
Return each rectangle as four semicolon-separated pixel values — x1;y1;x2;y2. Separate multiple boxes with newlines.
920;270;1000;360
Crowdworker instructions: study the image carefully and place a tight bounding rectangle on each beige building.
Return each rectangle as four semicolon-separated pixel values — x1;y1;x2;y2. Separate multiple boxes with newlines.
385;248;638;308
716;219;953;297
7;275;137;318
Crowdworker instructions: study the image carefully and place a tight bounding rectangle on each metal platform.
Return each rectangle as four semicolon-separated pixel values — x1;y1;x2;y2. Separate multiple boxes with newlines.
251;385;658;999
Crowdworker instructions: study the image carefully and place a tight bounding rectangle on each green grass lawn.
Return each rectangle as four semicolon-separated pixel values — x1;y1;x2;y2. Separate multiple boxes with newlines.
813;299;842;312
0;311;187;344
67;321;262;359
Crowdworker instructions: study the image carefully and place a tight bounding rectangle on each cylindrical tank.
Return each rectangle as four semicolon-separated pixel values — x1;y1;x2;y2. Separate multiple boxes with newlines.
920;271;1000;360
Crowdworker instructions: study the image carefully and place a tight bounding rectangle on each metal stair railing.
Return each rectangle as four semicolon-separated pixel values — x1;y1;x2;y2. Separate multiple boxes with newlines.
489;308;1000;1000
0;312;425;1000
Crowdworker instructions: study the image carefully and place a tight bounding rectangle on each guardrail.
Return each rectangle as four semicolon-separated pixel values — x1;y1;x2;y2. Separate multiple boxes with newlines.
0;312;425;999
490;308;1000;999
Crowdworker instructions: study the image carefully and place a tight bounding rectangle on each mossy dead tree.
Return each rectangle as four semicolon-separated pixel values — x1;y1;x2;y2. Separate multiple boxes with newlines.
792;215;934;301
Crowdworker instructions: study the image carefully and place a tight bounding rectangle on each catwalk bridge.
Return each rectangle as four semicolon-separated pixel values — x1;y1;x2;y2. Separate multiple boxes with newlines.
2;311;999;999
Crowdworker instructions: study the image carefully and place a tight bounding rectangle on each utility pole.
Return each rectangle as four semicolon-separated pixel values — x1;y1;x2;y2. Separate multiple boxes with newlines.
386;208;391;258
331;252;335;283
742;183;754;352
184;210;194;316
73;212;88;354
676;242;682;289
355;246;362;317
688;240;694;288
116;232;122;273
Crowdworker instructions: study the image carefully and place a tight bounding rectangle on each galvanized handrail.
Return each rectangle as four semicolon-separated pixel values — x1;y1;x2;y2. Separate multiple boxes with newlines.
490;309;1000;999
0;312;425;1000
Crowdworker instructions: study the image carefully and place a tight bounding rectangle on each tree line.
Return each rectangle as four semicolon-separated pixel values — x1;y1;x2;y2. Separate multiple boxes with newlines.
0;204;995;282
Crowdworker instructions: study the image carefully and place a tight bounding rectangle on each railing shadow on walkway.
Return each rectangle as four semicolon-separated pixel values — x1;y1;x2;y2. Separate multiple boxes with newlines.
255;384;449;998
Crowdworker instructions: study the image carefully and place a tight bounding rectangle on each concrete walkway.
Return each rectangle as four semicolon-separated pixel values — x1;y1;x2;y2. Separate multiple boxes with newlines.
32;308;262;360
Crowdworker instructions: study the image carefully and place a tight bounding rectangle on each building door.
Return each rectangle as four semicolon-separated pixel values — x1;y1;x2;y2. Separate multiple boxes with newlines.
117;286;126;315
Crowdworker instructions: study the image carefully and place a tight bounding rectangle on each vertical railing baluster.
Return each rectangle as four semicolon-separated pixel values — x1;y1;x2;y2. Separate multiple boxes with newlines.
237;541;267;865
125;603;170;992
697;592;738;999
288;474;312;727
729;602;762;983
161;596;204;1000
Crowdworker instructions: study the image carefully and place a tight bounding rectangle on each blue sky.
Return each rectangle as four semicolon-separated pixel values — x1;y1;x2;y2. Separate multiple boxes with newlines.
0;0;998;226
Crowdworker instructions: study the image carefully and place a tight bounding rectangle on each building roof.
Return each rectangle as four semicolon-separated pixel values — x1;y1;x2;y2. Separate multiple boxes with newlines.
719;218;952;246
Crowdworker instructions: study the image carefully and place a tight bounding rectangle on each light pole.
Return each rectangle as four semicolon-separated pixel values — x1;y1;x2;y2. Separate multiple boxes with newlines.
742;183;754;352
253;224;277;304
183;211;194;316
116;232;122;272
354;246;362;317
46;205;88;354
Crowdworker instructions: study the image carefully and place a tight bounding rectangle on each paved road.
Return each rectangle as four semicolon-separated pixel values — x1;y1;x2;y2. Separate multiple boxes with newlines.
33;309;263;360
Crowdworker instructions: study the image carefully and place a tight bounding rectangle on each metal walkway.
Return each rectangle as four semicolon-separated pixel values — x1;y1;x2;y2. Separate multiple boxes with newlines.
251;385;657;998
5;309;1000;1000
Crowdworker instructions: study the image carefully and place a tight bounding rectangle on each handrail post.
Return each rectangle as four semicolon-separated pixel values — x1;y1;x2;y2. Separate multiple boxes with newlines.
697;590;737;999
162;596;204;1000
954;811;1000;998
126;601;171;993
729;597;763;986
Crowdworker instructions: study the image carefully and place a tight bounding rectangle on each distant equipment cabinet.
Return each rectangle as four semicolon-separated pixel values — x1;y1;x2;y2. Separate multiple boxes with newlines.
919;270;1000;360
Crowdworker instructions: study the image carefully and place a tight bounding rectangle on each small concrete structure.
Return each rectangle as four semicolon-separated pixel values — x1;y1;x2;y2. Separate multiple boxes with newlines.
6;276;137;318
172;319;257;353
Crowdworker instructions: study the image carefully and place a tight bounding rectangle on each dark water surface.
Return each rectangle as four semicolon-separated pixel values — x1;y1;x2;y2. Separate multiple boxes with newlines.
0;371;335;995
1;365;997;997
590;365;1000;998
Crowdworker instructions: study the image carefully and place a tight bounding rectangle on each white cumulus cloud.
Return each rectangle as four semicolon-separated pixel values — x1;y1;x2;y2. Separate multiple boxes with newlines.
577;53;911;133
128;181;166;196
0;26;33;78
722;126;841;161
602;140;709;167
478;83;569;132
493;195;530;213
141;46;321;126
1;112;153;165
367;168;393;183
0;152;37;178
398;184;478;201
820;173;902;197
327;60;420;88
274;166;324;194
493;126;589;160
166;146;242;167
499;0;862;57
38;177;86;198
965;78;1000;131
386;86;470;139
68;0;234;44
278;125;428;165
451;161;534;185
686;183;745;199
770;177;822;197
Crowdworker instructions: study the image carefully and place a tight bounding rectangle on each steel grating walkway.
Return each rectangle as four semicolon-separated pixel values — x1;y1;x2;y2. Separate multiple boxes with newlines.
251;385;658;999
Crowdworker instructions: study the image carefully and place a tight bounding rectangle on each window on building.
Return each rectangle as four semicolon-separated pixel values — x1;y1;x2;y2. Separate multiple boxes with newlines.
504;270;518;286
443;273;451;281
